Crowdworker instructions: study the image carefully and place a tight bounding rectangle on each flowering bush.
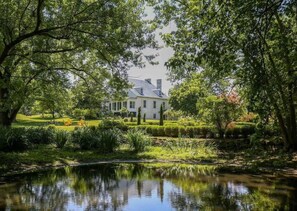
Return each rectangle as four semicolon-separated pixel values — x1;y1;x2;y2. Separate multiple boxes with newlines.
77;119;86;126
64;119;72;126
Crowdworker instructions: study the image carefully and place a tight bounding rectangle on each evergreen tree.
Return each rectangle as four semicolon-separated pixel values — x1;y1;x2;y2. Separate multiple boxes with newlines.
137;107;141;125
159;104;164;126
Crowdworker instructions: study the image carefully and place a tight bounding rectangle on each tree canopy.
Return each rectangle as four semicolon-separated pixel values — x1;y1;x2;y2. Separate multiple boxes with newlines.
153;0;297;150
169;73;208;116
0;0;157;126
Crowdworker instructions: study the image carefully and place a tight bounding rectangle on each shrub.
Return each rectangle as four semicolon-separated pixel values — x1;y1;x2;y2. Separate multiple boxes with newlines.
99;119;128;131
238;112;257;122
192;127;201;137
77;119;86;126
164;126;171;137
71;126;122;152
187;127;194;138
130;112;134;122
171;126;179;137
178;117;197;126
133;125;256;139
179;127;188;138
6;128;31;151
0;127;7;151
239;125;256;138
72;127;100;150
126;128;151;152
151;125;159;136
54;130;69;148
99;129;121;153
64;119;72;126
26;127;55;145
85;109;98;119
73;108;87;119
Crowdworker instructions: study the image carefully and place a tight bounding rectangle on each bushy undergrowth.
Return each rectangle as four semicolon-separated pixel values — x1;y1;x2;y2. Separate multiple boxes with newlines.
99;128;122;152
54;130;69;148
162;138;217;157
72;127;101;150
5;128;31;151
0;120;260;153
0;127;52;151
99;119;128;131
26;127;55;144
126;128;151;152
72;127;122;152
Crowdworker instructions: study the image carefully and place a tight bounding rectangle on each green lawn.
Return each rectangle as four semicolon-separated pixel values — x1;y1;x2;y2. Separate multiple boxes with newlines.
14;114;101;131
0;142;218;176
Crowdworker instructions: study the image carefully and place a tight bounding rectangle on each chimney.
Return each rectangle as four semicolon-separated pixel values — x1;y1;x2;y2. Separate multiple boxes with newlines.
157;79;162;91
145;78;151;84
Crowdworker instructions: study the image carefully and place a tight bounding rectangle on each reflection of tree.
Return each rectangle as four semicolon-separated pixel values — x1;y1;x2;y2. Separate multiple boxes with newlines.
169;191;201;210
0;163;296;210
168;178;295;211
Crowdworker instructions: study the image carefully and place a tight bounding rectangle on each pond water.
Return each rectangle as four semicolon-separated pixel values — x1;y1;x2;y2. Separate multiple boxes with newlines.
0;163;296;210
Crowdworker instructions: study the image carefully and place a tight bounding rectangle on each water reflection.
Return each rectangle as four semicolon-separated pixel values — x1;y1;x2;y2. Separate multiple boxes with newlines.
0;163;296;210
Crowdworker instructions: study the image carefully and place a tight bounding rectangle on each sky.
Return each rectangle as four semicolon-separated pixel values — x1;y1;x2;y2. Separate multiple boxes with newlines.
128;7;175;95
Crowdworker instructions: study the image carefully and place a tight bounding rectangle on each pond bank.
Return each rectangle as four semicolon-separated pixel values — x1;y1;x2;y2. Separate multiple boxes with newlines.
1;148;297;177
1;138;297;177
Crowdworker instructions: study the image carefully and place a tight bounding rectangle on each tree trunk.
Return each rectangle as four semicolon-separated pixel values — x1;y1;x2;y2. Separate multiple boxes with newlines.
0;111;13;127
0;106;20;127
218;130;224;139
288;98;297;151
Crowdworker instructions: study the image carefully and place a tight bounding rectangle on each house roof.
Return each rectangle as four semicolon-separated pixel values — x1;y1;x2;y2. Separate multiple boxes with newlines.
128;78;168;99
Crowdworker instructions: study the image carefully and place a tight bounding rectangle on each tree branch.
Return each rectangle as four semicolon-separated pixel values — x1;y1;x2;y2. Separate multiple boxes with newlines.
34;0;44;32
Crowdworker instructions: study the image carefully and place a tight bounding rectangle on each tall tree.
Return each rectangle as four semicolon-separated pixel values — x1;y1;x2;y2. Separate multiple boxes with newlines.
0;0;157;126
154;1;297;150
197;92;243;138
37;85;71;119
169;73;208;116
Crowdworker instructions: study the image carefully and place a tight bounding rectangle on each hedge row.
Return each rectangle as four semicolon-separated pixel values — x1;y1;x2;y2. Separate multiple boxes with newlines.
133;125;256;138
0;126;124;152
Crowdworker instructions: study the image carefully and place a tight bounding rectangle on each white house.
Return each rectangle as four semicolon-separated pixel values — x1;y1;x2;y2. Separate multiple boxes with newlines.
108;78;169;119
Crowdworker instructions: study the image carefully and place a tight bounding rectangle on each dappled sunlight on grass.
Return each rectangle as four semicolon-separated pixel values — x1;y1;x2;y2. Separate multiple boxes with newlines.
13;114;101;130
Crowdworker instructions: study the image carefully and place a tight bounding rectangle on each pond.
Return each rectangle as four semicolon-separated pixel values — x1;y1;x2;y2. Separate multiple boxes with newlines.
0;163;296;210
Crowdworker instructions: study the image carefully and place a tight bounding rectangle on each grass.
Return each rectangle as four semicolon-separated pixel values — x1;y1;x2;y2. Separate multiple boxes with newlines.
1;136;296;176
0;142;219;176
5;114;296;176
13;114;101;131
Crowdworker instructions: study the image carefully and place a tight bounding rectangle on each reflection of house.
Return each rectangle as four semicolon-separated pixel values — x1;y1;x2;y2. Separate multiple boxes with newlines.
108;78;169;119
109;179;164;204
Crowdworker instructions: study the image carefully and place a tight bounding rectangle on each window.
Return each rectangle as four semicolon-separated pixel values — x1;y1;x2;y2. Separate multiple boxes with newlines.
112;102;116;110
123;101;127;108
143;100;146;108
130;101;135;109
153;101;156;108
117;102;122;110
153;113;156;119
162;102;166;108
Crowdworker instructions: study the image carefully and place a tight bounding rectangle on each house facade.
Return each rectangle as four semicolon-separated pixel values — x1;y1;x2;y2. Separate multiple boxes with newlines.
108;78;169;119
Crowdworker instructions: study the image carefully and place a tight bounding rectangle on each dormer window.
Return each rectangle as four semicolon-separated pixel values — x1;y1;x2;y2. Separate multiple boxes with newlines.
153;89;162;97
134;87;143;95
